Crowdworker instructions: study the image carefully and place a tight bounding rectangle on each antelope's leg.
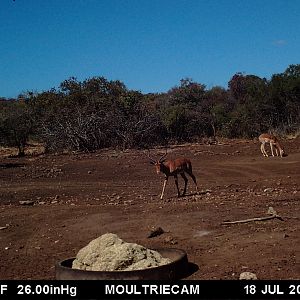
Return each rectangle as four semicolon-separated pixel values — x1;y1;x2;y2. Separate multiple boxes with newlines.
180;172;188;195
269;142;275;157
261;143;267;157
275;146;279;156
263;143;269;157
160;177;168;200
174;175;180;197
187;170;198;192
260;144;264;156
263;144;267;157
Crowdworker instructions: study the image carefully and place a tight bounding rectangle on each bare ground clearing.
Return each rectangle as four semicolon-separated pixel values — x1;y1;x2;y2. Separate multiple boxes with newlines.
0;138;299;279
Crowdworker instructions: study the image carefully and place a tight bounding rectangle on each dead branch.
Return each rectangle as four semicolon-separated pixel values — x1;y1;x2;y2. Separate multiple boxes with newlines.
221;206;286;225
282;216;300;220
221;214;284;225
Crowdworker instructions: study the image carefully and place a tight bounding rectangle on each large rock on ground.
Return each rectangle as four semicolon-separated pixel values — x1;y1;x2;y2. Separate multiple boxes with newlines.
72;233;171;271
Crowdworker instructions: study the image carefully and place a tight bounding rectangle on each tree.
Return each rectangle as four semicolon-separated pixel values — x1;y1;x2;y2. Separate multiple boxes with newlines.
227;73;270;137
268;64;300;132
204;86;230;138
0;99;33;156
157;79;207;141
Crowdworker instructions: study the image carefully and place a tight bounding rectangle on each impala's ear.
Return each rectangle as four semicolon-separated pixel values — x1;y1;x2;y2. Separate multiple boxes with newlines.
149;161;155;165
160;158;167;163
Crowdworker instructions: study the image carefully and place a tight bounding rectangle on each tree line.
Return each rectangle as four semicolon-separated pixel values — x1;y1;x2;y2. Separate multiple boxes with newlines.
0;64;299;156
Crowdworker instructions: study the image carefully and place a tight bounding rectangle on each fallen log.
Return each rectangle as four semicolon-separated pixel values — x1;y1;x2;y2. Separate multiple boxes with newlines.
221;214;284;225
221;206;286;225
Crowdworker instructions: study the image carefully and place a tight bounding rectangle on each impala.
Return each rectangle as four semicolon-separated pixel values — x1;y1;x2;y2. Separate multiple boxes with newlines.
147;149;198;200
258;133;285;158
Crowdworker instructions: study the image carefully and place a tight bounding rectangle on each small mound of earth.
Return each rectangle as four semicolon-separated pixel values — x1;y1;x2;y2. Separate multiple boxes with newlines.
72;233;171;271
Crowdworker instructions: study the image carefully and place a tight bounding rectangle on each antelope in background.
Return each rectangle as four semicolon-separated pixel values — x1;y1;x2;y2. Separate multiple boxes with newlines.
259;133;286;158
147;149;198;199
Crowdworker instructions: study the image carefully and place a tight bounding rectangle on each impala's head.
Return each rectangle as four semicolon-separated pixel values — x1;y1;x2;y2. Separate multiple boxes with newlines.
279;148;285;157
276;143;287;157
280;148;288;157
152;160;167;174
146;149;168;174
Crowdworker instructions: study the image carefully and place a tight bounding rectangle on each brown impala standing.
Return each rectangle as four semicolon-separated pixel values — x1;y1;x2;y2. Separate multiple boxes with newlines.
147;149;198;200
258;133;285;157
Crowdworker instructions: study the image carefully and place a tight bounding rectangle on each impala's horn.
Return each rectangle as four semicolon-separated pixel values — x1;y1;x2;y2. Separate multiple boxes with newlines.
159;148;168;163
146;149;156;164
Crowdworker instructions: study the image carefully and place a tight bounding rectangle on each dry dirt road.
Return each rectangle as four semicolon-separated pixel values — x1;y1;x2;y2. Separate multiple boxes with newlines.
0;138;299;280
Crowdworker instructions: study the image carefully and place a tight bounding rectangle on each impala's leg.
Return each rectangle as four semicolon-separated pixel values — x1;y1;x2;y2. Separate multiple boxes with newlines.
261;143;268;157
264;144;268;156
186;170;198;193
160;176;168;200
174;175;180;197
180;172;188;196
270;143;275;157
260;143;264;156
275;144;280;156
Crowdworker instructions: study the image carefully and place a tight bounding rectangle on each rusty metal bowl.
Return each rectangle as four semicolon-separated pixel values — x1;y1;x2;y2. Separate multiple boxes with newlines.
56;248;189;280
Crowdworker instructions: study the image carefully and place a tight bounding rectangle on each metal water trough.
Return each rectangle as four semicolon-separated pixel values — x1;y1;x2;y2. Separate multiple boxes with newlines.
56;248;189;280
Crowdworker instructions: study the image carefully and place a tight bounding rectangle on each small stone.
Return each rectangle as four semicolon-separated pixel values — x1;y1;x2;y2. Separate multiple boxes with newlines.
147;227;165;238
239;272;258;280
164;236;178;245
267;207;277;215
19;200;35;206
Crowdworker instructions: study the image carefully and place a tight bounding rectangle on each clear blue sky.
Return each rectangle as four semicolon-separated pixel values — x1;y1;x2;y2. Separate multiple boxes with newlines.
1;0;300;98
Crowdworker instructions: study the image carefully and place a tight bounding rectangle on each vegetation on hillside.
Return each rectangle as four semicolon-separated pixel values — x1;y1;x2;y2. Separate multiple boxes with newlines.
1;64;299;155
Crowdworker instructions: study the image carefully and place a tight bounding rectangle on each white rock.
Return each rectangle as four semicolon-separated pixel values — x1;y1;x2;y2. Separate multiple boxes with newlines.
239;272;258;280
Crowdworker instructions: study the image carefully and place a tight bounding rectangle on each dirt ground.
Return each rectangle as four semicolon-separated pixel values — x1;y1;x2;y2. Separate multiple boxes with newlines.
0;138;299;280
